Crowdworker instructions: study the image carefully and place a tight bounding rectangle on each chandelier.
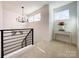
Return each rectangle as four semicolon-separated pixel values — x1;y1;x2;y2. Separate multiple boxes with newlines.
16;6;28;23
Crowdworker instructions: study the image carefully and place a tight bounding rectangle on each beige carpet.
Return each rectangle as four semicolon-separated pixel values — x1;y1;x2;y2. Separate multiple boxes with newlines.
5;40;79;58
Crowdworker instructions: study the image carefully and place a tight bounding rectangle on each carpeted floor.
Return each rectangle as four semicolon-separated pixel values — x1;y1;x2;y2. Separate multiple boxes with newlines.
5;40;79;58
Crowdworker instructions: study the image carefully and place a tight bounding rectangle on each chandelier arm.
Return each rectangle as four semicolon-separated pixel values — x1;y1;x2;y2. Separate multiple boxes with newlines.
16;5;28;23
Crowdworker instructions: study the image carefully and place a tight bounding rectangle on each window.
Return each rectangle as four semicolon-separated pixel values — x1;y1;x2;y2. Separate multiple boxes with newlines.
28;16;33;22
34;13;41;21
55;9;69;20
28;13;41;22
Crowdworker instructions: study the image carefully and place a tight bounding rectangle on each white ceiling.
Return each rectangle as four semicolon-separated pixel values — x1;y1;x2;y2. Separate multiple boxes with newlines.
2;1;49;15
49;1;74;9
2;1;73;15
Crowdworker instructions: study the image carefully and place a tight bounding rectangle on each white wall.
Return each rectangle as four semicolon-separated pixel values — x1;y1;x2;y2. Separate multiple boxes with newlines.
2;4;27;29
77;2;79;49
26;5;49;43
54;2;77;45
49;1;77;45
0;1;3;29
2;1;49;29
49;1;73;41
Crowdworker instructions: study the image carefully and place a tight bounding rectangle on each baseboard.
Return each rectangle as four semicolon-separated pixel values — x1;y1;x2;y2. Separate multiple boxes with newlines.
53;39;77;47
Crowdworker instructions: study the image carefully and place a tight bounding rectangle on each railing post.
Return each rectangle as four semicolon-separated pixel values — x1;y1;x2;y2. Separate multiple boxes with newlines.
25;38;27;46
1;30;4;58
21;42;23;48
32;29;34;45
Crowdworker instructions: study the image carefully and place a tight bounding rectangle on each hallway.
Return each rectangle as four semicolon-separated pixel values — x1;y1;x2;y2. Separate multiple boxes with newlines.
0;1;79;58
5;40;79;58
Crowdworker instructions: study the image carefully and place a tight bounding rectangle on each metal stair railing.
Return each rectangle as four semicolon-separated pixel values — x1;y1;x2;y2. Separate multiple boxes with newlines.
0;28;34;58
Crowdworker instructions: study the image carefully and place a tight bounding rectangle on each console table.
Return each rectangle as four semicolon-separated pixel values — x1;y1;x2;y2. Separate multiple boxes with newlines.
54;31;72;44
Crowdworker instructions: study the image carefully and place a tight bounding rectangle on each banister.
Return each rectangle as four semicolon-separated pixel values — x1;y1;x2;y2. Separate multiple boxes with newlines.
0;28;33;31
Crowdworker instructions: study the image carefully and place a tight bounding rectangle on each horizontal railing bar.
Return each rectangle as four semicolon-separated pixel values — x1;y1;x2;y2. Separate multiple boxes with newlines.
27;38;32;39
3;36;26;41
27;43;32;45
4;38;23;44
26;38;32;40
0;28;33;31
4;42;21;48
4;44;21;52
27;41;32;43
27;40;32;42
3;31;29;34
27;37;32;38
4;46;21;55
4;36;32;41
3;32;28;37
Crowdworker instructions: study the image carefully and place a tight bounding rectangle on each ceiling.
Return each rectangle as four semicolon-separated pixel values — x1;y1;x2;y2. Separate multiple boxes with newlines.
2;1;50;15
2;1;73;15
